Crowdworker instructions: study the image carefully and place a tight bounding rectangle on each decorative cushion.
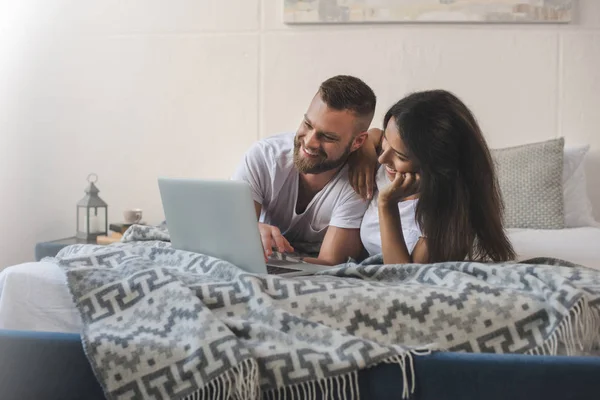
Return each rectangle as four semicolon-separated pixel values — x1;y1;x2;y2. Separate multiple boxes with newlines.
492;138;565;229
562;145;599;228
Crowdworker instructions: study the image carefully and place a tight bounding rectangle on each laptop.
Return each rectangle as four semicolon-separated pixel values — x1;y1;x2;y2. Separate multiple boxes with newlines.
157;177;333;277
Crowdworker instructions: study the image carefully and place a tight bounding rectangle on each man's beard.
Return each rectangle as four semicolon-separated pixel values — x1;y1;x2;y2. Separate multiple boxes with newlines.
293;136;353;174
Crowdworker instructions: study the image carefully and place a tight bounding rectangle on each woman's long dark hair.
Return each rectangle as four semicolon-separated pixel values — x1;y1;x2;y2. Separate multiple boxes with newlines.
384;90;515;263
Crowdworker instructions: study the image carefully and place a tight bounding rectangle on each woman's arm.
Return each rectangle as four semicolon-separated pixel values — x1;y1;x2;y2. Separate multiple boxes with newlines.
378;200;411;264
379;199;429;264
377;172;429;264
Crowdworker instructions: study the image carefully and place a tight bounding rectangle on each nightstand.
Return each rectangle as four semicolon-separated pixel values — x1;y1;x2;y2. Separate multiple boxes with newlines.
34;237;95;261
35;231;125;261
35;224;131;261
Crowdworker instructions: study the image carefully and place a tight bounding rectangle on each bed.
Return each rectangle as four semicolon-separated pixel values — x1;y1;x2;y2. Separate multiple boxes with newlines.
3;227;600;335
1;226;600;400
2;141;600;400
508;227;600;271
2;329;600;400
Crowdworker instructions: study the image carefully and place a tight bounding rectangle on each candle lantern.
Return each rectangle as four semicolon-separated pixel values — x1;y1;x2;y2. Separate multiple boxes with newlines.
76;173;108;241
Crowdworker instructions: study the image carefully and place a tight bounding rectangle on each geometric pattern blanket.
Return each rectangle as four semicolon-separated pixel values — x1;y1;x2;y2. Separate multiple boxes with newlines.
50;225;600;400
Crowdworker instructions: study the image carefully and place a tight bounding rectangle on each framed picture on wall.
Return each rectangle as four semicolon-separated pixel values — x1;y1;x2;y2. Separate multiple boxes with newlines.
283;0;573;24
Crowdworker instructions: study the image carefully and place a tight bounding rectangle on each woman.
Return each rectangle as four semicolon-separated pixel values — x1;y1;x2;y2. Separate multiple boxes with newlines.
352;89;515;264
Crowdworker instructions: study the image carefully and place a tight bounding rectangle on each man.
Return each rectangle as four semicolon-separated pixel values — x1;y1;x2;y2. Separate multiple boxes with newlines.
232;75;376;266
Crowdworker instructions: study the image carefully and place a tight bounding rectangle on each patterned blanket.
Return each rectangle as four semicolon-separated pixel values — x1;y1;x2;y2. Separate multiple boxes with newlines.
51;225;600;400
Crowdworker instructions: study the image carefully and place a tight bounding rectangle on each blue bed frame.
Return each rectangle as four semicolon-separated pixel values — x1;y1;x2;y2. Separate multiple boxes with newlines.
1;329;599;400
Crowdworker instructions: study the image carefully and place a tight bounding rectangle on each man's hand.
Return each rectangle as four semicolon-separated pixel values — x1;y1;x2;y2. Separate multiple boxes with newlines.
258;223;294;260
348;128;381;200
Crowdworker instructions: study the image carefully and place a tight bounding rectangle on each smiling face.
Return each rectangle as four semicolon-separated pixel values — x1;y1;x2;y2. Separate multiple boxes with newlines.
378;116;420;182
293;93;366;174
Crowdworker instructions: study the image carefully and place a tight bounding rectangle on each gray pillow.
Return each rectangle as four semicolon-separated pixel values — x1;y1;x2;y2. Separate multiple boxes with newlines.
491;138;565;229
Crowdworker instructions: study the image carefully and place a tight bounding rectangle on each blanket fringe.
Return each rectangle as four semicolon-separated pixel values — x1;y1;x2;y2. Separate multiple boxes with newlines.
181;349;434;400
262;348;431;400
263;369;360;400
525;296;600;356
182;358;259;400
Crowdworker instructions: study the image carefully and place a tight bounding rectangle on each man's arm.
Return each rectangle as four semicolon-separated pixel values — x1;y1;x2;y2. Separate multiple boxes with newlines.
348;128;384;200
232;144;293;258
302;186;369;266
303;226;363;266
254;201;261;219
257;198;358;265
254;201;294;258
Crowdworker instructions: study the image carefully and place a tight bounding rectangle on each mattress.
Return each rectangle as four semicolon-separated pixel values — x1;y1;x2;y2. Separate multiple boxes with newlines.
1;227;599;334
0;261;81;333
507;227;600;270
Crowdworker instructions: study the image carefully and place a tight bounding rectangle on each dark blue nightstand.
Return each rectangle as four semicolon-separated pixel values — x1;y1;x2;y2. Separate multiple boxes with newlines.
34;237;96;261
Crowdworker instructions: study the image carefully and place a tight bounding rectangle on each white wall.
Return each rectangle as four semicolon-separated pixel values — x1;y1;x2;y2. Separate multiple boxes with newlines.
0;0;598;268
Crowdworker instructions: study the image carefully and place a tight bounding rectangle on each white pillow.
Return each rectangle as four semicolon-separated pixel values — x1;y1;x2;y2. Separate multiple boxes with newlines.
563;145;599;227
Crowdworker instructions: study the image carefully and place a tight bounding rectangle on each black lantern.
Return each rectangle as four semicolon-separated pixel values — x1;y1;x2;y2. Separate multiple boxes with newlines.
76;173;108;241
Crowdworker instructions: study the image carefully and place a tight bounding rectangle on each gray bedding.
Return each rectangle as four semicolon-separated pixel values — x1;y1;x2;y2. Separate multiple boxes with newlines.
49;224;600;400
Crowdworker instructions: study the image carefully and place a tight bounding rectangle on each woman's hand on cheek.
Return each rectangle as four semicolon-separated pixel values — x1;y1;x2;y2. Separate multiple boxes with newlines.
378;172;420;206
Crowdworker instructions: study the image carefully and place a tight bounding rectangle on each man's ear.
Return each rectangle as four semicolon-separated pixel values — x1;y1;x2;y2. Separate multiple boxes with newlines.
350;131;368;152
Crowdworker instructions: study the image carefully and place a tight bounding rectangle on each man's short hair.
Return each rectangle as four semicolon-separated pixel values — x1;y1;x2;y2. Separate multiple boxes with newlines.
318;75;376;118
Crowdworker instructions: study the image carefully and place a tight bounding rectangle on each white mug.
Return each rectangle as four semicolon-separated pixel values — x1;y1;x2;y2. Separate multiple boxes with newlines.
123;209;143;224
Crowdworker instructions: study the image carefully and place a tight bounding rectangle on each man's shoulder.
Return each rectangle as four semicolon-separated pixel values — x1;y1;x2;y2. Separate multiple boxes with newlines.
243;132;295;174
330;165;365;202
323;165;369;226
252;132;295;155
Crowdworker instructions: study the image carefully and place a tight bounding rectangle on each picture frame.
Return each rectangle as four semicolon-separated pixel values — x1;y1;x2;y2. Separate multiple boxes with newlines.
283;0;573;24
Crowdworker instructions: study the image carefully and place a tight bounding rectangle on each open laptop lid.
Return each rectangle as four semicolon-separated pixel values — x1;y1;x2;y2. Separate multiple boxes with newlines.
157;178;268;274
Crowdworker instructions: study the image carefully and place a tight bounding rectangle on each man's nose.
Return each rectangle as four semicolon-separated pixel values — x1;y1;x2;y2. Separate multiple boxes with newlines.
304;131;320;149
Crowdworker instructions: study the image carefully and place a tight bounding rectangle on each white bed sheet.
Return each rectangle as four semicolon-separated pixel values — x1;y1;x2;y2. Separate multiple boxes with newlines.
0;261;81;333
507;227;600;270
1;227;599;334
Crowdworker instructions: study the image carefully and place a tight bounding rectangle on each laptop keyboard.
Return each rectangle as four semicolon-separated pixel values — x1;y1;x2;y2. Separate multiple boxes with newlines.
266;265;301;275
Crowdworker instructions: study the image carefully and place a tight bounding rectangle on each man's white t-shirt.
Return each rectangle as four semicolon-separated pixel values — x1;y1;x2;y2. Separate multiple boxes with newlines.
231;132;369;254
360;166;422;256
